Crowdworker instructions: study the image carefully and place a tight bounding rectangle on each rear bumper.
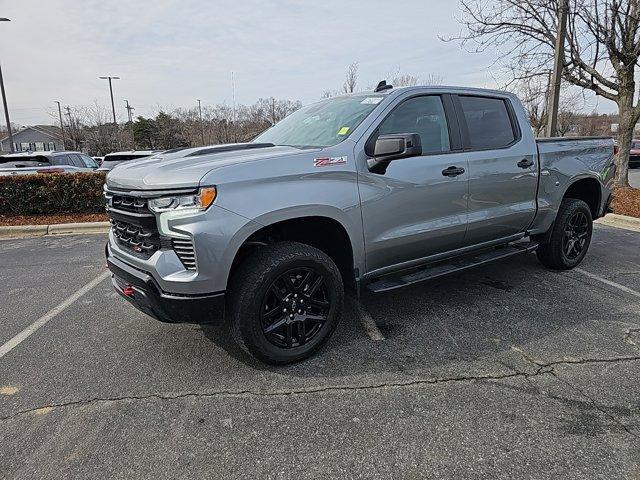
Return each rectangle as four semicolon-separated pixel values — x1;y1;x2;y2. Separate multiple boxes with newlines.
106;245;225;325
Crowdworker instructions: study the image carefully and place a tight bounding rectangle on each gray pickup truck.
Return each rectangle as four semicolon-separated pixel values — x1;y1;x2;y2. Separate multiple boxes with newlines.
105;85;615;364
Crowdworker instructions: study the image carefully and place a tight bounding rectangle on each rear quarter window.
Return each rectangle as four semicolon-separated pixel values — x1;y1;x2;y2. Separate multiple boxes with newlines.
459;96;516;150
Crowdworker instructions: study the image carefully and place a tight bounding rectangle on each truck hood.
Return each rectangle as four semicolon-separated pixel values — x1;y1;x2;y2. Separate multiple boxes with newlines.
106;144;302;190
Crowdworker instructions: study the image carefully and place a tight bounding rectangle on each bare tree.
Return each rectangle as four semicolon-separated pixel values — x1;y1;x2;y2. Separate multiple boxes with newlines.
392;73;420;87
450;0;640;186
343;62;359;93
511;73;584;136
251;97;302;125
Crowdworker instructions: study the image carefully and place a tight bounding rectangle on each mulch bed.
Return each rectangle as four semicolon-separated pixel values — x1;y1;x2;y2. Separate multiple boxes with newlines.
0;213;109;227
612;187;640;218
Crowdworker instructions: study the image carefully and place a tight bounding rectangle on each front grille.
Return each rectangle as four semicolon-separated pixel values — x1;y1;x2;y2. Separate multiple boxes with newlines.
172;238;197;271
106;188;197;271
110;195;149;215
111;219;161;258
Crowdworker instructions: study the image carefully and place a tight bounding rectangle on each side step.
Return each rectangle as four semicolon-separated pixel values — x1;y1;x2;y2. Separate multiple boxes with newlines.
366;241;539;293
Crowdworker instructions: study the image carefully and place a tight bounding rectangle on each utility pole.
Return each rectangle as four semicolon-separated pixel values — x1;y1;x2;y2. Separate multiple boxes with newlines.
54;101;67;150
124;99;135;148
231;71;237;142
197;99;205;145
0;62;14;152
64;106;76;150
0;17;14;152
546;0;569;138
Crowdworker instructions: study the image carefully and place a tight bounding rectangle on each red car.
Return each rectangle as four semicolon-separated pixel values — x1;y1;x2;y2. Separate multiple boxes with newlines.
630;140;640;168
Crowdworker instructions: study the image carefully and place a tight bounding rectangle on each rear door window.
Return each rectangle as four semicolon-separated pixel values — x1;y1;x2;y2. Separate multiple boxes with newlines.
459;96;516;150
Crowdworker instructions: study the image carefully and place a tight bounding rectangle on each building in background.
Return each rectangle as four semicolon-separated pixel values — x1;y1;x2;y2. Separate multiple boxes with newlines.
0;125;64;153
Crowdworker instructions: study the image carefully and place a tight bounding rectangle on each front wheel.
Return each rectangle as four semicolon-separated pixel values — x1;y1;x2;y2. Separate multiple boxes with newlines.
536;198;593;270
228;242;344;365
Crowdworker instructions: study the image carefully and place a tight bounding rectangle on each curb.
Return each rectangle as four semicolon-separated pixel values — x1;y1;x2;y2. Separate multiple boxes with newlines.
0;221;110;239
595;213;640;232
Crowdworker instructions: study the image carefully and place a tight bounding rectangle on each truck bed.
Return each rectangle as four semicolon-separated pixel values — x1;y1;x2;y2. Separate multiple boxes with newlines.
530;135;615;233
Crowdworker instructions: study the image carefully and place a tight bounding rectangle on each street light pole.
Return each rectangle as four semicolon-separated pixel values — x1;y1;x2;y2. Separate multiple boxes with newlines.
99;75;120;149
197;99;205;145
99;76;119;125
0;18;14;152
54;101;67;150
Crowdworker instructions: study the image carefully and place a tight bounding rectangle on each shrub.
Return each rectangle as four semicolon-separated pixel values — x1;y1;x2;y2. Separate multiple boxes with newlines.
0;172;106;215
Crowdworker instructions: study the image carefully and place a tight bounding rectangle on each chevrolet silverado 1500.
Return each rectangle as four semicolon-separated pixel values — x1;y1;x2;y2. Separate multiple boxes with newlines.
105;84;615;364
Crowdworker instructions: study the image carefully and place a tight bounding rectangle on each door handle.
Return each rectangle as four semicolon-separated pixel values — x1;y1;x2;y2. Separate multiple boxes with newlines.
442;166;465;177
517;158;534;169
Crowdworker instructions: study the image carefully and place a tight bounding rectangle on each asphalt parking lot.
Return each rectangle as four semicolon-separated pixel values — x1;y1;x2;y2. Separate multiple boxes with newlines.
1;224;639;479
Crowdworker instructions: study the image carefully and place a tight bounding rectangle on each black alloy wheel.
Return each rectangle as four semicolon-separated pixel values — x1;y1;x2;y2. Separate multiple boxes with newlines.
536;197;593;270
562;210;589;260
260;267;330;348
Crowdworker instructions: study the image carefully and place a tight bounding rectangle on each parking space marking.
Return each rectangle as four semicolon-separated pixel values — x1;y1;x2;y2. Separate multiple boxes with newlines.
574;268;640;299
352;299;385;341
0;271;110;359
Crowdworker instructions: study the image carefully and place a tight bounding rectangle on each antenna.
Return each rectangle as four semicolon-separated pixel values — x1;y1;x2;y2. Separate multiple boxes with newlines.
374;80;393;93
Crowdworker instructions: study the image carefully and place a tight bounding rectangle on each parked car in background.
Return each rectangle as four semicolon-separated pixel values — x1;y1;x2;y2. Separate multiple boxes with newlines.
97;150;159;171
629;140;640;168
0;151;98;176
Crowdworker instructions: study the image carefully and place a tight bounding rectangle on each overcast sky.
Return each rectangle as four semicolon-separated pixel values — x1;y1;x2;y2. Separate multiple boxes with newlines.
1;0;615;126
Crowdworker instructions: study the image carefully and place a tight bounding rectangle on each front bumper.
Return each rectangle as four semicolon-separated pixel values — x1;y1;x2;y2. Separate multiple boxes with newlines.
106;245;225;325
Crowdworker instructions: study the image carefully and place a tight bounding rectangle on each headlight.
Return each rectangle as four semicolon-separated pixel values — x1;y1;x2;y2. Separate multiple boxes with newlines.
148;187;217;213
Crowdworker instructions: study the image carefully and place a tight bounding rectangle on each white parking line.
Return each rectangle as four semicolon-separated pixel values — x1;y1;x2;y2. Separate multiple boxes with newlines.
0;271;110;359
574;268;640;299
353;299;385;341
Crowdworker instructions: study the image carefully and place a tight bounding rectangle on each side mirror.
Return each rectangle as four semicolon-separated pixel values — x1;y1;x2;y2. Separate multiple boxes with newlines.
367;133;422;173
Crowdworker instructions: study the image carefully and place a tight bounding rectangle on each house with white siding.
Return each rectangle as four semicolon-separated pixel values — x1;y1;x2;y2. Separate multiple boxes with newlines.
0;125;64;153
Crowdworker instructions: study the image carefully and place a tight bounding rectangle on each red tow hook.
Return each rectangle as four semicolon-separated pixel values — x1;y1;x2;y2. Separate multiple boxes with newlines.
122;285;135;297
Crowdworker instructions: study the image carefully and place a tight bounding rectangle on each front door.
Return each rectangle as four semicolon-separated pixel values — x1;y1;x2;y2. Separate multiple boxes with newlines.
358;94;469;273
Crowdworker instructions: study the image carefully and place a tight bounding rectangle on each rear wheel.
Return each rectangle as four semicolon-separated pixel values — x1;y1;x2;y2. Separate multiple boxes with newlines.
536;198;593;270
228;242;344;365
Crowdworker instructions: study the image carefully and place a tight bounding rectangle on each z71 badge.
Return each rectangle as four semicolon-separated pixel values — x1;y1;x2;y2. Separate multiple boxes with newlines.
313;156;347;167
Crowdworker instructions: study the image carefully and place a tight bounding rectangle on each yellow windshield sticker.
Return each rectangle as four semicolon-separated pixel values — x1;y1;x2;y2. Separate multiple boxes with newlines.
337;126;350;135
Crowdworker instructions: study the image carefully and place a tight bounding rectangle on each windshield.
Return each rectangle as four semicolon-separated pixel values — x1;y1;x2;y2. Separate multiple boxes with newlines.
632;141;640;149
253;95;385;148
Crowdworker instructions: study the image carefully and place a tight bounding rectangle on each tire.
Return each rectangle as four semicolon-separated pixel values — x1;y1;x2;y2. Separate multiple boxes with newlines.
228;241;344;365
536;198;593;270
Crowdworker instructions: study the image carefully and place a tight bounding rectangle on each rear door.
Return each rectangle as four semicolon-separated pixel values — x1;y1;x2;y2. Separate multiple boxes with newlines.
358;94;470;273
455;94;538;245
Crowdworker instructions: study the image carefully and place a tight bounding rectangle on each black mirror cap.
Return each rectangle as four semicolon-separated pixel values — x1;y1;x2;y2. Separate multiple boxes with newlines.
374;133;422;159
368;133;422;173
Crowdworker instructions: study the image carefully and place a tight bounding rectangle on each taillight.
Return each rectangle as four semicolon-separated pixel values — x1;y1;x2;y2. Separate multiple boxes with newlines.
37;168;65;174
613;145;619;155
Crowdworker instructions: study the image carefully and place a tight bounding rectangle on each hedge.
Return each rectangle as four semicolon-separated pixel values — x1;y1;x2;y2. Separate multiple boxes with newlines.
0;172;106;216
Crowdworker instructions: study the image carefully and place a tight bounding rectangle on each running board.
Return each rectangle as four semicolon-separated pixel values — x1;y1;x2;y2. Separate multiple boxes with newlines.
366;241;539;293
